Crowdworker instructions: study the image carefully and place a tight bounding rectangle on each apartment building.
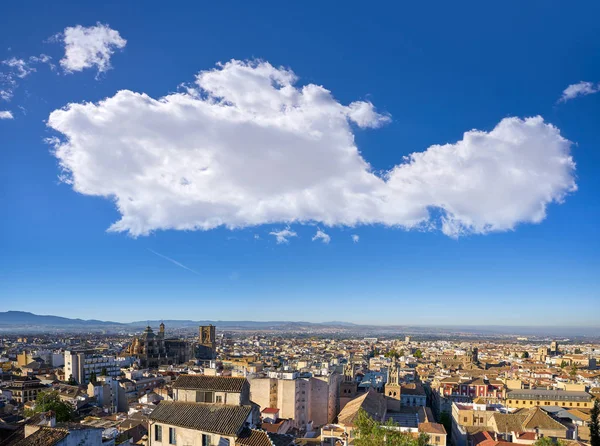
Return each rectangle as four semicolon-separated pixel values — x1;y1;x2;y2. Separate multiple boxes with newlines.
148;375;262;446
505;389;593;409
64;350;122;385
249;371;342;429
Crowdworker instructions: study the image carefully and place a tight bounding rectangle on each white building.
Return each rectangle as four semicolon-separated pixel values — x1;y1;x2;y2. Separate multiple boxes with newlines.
64;350;123;385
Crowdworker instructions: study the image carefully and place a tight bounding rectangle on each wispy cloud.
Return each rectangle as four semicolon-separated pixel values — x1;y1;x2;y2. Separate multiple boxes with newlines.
351;234;360;243
269;228;297;244
559;81;600;103
312;228;331;244
147;248;199;275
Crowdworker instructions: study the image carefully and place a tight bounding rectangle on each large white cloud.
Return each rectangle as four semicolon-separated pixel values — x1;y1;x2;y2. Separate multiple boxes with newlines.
58;23;126;74
0;110;13;119
47;59;577;237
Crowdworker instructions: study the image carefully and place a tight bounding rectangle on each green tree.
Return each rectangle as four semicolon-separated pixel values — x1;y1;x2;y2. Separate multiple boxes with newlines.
25;390;74;422
521;351;529;359
100;367;108;376
534;437;566;446
574;348;582;354
590;399;599;446
354;408;429;446
385;349;400;359
560;360;568;368
89;371;97;384
569;365;578;379
67;376;77;386
414;349;423;359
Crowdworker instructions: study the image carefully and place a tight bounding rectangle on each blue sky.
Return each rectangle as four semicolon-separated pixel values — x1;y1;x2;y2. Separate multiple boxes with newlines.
1;0;599;325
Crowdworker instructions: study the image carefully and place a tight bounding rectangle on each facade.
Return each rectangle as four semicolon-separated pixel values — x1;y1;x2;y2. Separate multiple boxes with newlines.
197;325;217;360
505;389;593;409
385;359;402;411
128;323;215;368
87;375;127;413
400;383;427;407
249;371;341;429
339;362;358;411
64;350;121;385
148;374;260;446
3;377;47;404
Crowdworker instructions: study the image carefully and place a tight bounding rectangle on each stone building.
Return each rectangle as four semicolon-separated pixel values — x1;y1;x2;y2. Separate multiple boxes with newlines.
128;323;216;368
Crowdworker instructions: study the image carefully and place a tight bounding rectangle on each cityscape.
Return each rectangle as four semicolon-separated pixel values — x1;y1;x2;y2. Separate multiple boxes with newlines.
0;317;599;446
1;1;600;446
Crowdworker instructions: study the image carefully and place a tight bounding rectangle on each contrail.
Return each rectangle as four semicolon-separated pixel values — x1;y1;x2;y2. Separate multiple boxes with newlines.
147;249;199;275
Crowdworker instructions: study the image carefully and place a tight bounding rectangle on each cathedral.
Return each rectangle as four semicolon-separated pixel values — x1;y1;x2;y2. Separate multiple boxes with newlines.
128;323;216;368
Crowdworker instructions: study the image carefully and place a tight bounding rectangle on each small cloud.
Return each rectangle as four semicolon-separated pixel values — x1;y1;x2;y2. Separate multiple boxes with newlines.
56;22;126;75
0;53;54;101
0;110;13;119
559;81;600;103
254;234;261;240
351;234;360;243
312;228;331;244
2;57;35;78
269;228;297;244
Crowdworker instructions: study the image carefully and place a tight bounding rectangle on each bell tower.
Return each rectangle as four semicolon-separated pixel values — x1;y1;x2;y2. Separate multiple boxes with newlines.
339;356;358;410
385;358;402;410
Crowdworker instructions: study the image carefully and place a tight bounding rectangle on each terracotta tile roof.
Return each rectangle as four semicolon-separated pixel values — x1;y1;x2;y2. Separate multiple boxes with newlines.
13;427;69;446
149;401;251;436
521;407;566;431
172;375;248;392
337;389;386;426
236;429;292;446
419;422;447;435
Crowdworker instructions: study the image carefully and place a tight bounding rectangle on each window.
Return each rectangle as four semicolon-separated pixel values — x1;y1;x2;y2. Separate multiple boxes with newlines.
202;434;211;446
436;437;440;443
169;427;176;444
155;425;162;442
463;417;467;423
216;395;223;403
196;391;215;403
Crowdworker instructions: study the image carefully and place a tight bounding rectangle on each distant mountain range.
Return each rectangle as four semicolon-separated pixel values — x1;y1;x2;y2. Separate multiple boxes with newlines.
0;311;357;330
0;311;598;338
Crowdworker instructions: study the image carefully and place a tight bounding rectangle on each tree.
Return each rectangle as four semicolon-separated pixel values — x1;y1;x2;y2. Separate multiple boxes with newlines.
534;437;554;446
25;390;74;422
385;349;400;359
67;376;77;386
354;409;429;446
521;351;529;359
574;348;582;354
534;437;565;446
100;367;108;376
569;365;578;380
560;360;568;368
590;399;599;446
89;371;97;384
414;349;423;359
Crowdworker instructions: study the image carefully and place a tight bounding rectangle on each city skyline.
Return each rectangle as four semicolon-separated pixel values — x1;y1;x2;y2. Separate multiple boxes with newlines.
1;0;599;325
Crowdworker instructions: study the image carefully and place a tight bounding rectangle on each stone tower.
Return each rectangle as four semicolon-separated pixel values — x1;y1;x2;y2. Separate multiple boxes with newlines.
197;325;216;360
385;358;402;411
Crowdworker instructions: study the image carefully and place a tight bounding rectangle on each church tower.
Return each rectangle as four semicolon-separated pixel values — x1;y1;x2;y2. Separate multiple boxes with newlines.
339;357;358;410
385;358;402;411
